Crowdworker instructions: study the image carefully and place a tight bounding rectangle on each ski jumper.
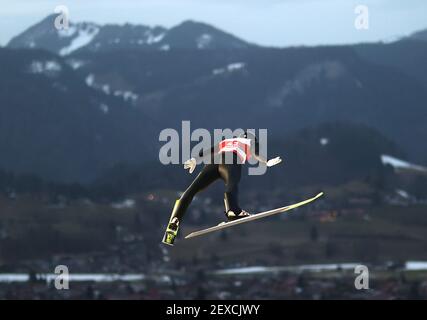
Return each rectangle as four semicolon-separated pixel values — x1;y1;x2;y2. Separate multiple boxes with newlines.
170;137;259;223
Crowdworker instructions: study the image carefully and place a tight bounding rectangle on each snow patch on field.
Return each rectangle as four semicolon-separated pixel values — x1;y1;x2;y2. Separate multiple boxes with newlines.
133;31;165;46
381;155;427;172
86;74;137;103
60;25;99;55
160;44;170;51
197;33;213;49
67;59;85;69
320;137;329;146
146;31;165;44
0;273;145;283
213;62;246;75
114;90;139;103
213;263;361;275
85;74;95;86
396;189;410;199
58;25;77;38
405;261;427;271
112;199;136;209
101;84;110;95
28;60;62;76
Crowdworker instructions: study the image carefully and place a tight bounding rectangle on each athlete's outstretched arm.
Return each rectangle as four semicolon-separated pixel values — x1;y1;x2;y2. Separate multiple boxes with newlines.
184;144;218;174
250;139;282;167
250;140;267;165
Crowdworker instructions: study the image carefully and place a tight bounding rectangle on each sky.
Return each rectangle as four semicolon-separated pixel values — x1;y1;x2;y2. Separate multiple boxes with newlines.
0;0;426;47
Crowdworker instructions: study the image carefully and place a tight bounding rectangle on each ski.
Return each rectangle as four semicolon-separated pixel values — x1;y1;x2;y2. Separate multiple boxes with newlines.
185;192;324;239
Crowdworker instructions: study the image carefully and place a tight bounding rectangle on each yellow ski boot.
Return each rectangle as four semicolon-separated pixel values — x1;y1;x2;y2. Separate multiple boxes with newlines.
162;200;181;246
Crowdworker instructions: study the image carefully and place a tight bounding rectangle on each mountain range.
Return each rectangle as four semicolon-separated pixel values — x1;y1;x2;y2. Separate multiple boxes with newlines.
2;15;427;184
7;15;252;55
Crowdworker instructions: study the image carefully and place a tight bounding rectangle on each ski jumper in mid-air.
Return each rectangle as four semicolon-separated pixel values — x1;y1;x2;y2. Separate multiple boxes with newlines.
162;131;282;245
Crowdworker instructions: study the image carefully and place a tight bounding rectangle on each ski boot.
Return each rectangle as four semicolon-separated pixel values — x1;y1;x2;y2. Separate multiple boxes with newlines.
223;192;251;222
225;209;251;221
162;199;182;246
162;217;179;246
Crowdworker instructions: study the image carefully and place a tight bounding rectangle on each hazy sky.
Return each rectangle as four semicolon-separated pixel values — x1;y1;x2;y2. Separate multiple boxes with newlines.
1;0;426;47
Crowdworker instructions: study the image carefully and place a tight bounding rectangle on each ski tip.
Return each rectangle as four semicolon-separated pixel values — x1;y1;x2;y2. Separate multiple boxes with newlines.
316;192;324;198
162;241;175;246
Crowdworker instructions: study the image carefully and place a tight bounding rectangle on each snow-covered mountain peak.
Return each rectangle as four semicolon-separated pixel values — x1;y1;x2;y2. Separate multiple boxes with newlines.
7;16;252;55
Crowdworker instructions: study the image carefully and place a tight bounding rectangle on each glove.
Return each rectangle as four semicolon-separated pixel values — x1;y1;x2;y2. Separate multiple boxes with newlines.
267;156;282;167
184;158;197;174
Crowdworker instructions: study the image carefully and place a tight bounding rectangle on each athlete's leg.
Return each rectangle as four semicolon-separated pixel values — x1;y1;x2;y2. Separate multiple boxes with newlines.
163;164;219;245
218;163;244;216
172;164;220;222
